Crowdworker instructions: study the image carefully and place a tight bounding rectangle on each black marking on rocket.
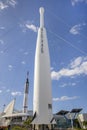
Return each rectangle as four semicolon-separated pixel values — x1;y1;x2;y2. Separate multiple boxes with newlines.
41;28;44;53
24;106;28;108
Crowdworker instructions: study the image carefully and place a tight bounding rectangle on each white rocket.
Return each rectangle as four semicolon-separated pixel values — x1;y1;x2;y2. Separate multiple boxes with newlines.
23;72;29;113
32;7;53;124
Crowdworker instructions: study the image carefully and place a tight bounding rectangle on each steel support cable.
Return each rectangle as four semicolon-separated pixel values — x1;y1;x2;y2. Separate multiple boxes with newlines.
47;29;87;55
0;24;18;53
46;9;87;40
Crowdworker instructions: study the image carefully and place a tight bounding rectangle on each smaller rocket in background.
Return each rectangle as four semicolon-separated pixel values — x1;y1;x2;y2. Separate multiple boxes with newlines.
23;72;29;113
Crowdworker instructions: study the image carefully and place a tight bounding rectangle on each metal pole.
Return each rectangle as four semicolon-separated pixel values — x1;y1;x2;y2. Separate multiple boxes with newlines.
69;113;73;130
34;124;35;130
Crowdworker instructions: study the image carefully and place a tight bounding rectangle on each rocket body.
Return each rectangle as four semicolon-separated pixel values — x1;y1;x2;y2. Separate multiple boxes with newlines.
23;76;29;113
33;7;53;124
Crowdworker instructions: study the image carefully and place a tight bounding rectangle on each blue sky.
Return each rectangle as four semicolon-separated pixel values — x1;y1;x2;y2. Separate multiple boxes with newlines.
0;0;87;113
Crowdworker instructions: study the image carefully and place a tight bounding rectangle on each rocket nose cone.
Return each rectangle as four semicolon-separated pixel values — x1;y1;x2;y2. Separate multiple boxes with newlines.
39;7;44;14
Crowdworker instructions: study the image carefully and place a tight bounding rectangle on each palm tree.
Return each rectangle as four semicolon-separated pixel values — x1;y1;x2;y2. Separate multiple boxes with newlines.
23;117;32;129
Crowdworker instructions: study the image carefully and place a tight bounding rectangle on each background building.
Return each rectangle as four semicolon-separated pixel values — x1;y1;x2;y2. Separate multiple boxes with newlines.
0;74;33;129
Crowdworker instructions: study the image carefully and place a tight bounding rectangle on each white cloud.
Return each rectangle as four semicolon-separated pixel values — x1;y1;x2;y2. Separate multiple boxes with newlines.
60;83;76;87
0;0;17;11
0;90;2;93
24;51;29;55
71;0;87;6
70;24;81;35
0;2;8;10
25;24;38;32
8;64;13;71
70;23;86;35
72;83;76;86
70;56;82;68
6;89;10;92
60;83;67;88
51;56;87;80
0;50;4;54
11;91;22;96
0;26;5;30
20;21;38;33
53;96;79;102
7;0;17;8
0;40;4;45
21;61;26;65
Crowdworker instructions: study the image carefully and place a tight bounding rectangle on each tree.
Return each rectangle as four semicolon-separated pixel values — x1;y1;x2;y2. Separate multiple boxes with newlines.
23;117;32;128
74;119;80;128
83;121;87;128
12;126;25;130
